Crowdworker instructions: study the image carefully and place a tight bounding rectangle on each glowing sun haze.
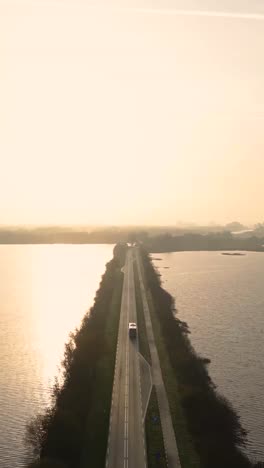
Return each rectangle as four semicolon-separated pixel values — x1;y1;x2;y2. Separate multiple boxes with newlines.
1;0;263;226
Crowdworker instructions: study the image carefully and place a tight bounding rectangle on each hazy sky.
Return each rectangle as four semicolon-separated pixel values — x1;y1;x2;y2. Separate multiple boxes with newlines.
1;0;264;226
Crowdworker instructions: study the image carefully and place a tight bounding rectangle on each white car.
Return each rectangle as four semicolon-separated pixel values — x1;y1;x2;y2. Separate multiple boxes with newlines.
128;322;137;338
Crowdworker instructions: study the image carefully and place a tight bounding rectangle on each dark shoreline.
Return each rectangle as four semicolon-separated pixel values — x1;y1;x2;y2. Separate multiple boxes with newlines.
140;247;264;468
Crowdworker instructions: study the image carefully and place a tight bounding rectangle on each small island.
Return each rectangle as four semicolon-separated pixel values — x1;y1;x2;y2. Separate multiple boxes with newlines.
221;252;246;256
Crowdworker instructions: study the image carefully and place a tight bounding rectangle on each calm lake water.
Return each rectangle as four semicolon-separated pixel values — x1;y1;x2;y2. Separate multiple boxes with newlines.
152;251;264;463
0;244;114;468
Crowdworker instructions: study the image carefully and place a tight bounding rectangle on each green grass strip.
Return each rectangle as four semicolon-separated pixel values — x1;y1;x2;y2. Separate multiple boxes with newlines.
134;260;167;468
145;388;167;468
134;261;151;364
146;290;201;468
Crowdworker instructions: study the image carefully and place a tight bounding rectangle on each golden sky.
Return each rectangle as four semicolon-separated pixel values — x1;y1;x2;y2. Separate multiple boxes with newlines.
1;0;263;226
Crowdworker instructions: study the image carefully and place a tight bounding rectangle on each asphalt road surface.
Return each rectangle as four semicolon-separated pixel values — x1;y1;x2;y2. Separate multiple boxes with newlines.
106;249;146;468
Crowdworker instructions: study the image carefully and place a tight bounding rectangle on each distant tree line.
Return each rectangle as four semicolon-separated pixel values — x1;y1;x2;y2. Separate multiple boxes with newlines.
144;231;264;253
140;247;264;468
26;249;124;468
0;226;263;250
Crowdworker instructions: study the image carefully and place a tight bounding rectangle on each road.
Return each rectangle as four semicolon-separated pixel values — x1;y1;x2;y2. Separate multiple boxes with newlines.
135;248;182;468
106;249;146;468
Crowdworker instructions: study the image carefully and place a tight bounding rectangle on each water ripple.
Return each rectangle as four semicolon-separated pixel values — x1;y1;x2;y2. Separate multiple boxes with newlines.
155;251;264;462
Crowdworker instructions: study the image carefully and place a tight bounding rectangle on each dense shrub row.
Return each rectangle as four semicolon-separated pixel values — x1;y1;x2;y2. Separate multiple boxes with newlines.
26;255;122;468
141;247;264;468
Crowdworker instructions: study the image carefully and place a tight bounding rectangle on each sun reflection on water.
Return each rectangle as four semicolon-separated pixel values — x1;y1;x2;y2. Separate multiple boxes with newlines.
30;245;113;392
0;244;114;468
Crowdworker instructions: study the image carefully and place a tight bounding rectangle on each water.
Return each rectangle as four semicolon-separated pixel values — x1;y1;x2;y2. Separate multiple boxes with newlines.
152;251;264;462
0;244;114;468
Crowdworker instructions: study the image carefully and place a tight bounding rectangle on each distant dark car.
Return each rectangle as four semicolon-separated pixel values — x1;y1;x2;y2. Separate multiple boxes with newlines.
128;322;137;339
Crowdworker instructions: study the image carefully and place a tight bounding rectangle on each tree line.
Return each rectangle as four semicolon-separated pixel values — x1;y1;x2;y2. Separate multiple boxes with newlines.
145;231;264;253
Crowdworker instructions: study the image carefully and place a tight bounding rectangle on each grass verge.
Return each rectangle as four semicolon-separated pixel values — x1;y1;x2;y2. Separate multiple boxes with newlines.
146;290;201;468
134;260;151;364
145;388;167;468
134;259;167;468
